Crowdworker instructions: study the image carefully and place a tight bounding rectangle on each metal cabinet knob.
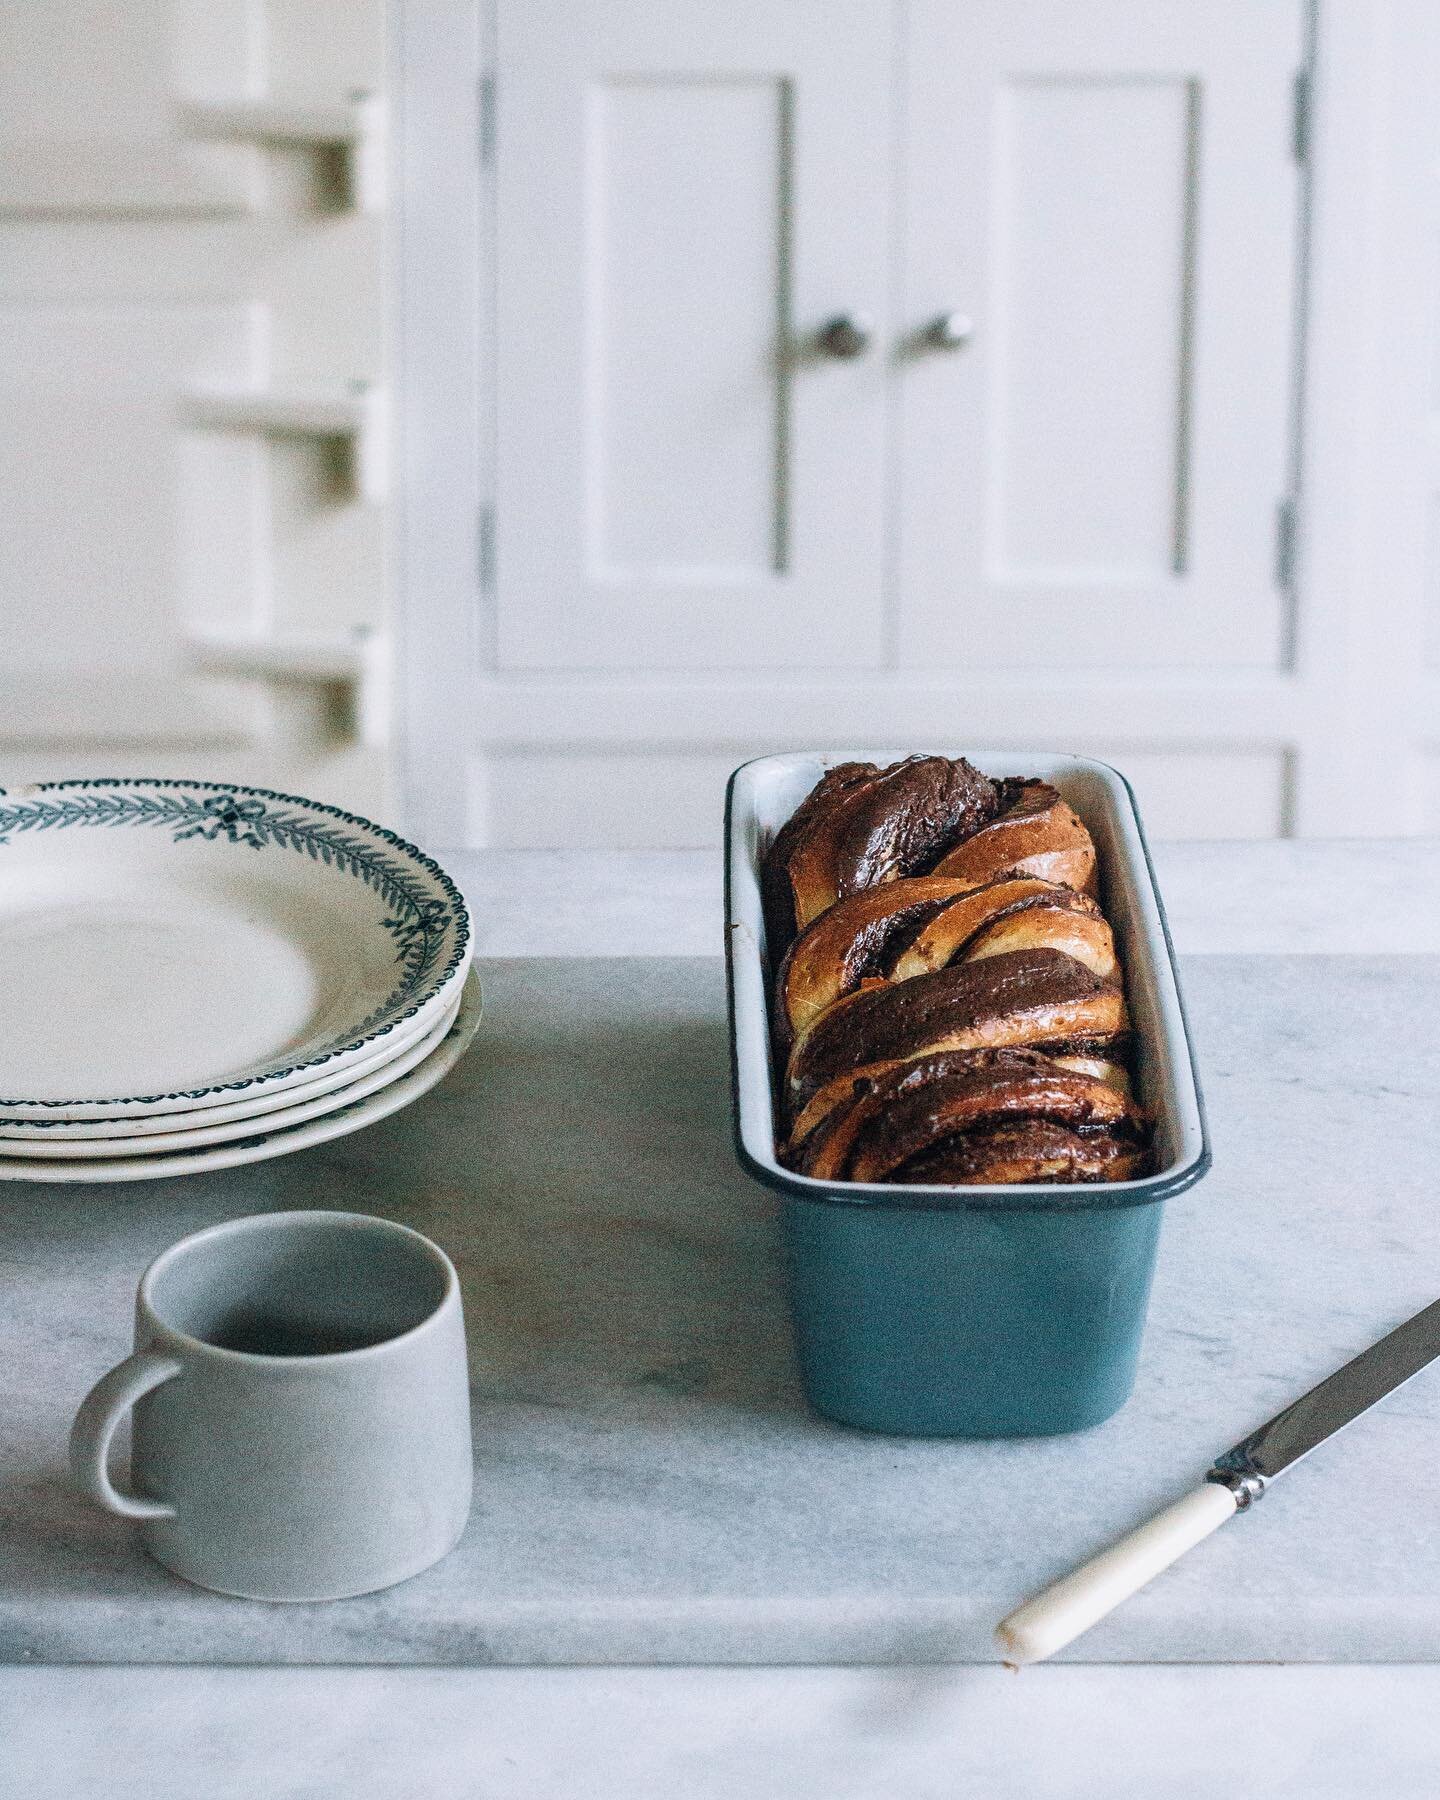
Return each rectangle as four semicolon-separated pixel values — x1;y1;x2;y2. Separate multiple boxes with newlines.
924;311;975;351
815;314;872;359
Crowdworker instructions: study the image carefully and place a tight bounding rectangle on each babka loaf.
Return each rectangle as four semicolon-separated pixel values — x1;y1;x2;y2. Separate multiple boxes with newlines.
763;756;1149;1187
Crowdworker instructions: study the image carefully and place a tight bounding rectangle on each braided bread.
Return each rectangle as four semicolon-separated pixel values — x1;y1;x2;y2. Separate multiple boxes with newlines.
763;757;1149;1186
931;777;1097;894
762;755;1000;953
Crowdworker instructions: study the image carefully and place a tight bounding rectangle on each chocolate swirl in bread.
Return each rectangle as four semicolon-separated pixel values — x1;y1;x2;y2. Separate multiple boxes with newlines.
896;1120;1142;1185
763;756;1149;1186
774;874;976;1049
775;870;1115;1050
795;1049;1144;1184
931;778;1096;895
785;947;1129;1149
762;755;999;952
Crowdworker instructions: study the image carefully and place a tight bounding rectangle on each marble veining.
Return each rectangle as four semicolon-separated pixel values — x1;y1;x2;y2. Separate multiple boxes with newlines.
2;955;1440;1666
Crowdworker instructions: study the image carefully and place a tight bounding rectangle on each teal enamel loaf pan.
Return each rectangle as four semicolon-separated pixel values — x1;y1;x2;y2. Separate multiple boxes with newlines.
725;752;1211;1439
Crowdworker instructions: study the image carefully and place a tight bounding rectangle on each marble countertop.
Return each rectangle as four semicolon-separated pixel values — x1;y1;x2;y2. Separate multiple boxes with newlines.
6;841;1440;1799
6;946;1440;1666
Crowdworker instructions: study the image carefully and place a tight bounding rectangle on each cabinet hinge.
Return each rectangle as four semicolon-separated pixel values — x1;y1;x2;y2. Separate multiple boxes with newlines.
1275;496;1299;592
1291;68;1312;163
479;71;496;166
479;503;496;591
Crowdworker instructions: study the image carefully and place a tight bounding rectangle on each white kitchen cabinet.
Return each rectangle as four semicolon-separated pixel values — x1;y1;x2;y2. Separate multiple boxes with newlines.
897;1;1302;672
493;0;1303;684
494;0;894;672
456;0;1335;845
492;0;1303;685
401;2;1438;847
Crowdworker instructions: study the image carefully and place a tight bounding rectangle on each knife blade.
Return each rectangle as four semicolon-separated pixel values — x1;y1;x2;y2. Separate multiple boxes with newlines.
995;1296;1440;1666
1209;1294;1440;1493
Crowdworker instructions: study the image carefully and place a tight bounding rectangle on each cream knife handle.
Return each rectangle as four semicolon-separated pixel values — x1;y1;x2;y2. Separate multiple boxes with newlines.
995;1482;1239;1666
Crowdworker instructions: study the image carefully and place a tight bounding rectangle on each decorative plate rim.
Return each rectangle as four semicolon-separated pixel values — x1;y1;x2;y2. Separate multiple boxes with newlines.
0;776;471;1109
0;966;484;1184
0;977;468;1156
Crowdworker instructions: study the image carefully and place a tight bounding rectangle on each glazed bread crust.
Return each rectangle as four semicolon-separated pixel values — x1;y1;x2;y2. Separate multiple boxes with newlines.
761;756;999;952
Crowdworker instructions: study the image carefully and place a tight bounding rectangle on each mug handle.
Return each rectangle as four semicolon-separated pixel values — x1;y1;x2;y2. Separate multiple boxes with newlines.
70;1351;183;1520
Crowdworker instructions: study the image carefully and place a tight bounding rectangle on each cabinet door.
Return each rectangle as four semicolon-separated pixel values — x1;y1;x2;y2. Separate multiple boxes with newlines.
494;0;893;672
897;1;1303;669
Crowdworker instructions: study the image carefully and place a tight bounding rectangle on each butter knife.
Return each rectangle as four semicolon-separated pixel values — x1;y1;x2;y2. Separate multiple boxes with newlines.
995;1296;1440;1665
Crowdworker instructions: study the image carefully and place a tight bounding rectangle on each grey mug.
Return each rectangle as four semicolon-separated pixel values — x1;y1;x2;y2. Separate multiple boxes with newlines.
69;1210;473;1602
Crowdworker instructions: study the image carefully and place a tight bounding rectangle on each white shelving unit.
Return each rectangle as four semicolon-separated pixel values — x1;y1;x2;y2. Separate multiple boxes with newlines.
185;625;391;750
177;92;386;213
178;383;388;504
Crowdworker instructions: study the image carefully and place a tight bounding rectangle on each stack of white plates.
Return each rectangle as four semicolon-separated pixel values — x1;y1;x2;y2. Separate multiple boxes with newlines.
0;779;478;1183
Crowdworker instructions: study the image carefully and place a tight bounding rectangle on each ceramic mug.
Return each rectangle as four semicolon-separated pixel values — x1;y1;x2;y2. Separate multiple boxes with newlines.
69;1210;473;1601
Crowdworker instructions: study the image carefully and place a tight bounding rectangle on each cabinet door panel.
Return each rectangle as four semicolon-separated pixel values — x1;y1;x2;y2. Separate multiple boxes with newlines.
898;1;1303;670
495;0;893;671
